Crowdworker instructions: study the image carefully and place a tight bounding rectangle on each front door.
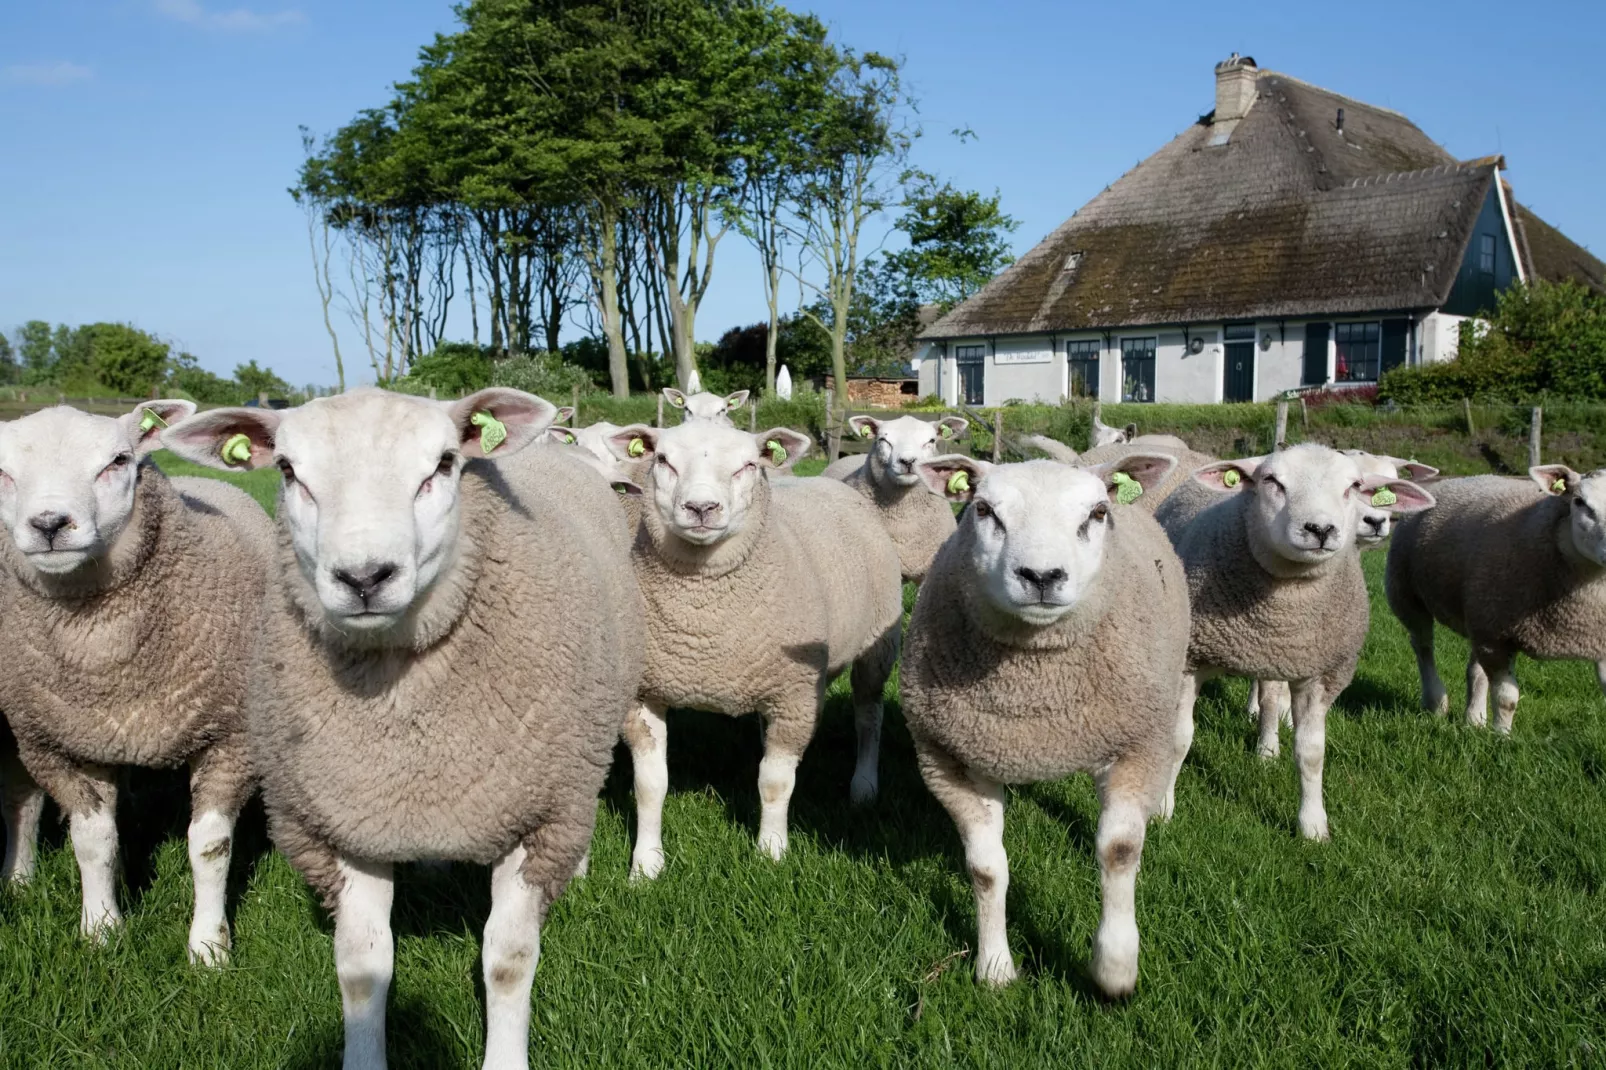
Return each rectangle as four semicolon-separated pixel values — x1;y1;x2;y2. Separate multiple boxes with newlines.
1223;324;1255;402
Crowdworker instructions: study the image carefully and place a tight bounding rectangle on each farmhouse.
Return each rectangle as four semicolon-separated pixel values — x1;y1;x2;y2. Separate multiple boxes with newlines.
916;54;1605;406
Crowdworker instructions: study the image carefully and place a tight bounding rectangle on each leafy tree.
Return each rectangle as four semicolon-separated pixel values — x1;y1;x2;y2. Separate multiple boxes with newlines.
0;333;16;386
169;352;243;404
16;321;54;384
84;323;170;396
233;360;293;401
885;173;1017;310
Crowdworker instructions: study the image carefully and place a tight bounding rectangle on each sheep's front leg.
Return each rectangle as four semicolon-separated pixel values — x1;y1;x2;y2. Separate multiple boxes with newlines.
482;844;545;1070
848;623;899;806
1289;679;1331;841
1487;655;1521;735
1464;657;1490;728
1256;680;1291;759
622;701;669;881
1403;616;1448;715
187;746;248;965
1091;768;1148;998
1160;672;1199;821
1;747;44;884
914;737;1014;986
335;858;395;1070
69;766;121;940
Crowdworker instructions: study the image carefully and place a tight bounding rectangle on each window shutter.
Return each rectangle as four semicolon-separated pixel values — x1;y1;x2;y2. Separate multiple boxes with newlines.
1381;319;1409;374
1302;323;1330;386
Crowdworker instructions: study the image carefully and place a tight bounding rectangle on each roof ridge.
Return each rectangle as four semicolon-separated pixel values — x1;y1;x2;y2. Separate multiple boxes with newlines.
1342;160;1496;188
1257;70;1412;122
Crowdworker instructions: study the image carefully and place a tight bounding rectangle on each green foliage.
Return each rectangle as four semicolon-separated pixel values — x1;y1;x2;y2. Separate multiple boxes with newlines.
83;323;171;396
399;343;495;396
1378;280;1606;403
489;351;597;400
885;172;1018;310
232;360;293;401
0;333;16;386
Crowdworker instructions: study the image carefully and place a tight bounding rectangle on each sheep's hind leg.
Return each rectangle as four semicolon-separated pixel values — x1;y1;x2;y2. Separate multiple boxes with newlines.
1091;765;1148;998
69;767;122;941
1256;680;1291;759
913;737;1015;986
1160;672;1199;821
481;844;545;1070
756;704;814;861
849;623;900;805
334;857;394;1070
1290;679;1331;841
1;745;44;884
187;745;248;965
1486;652;1520;735
622;702;669;881
1403;616;1448;715
1465;657;1490;728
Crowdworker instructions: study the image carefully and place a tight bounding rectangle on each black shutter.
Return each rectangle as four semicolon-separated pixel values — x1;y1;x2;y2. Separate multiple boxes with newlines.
1302;322;1330;386
1380;318;1409;374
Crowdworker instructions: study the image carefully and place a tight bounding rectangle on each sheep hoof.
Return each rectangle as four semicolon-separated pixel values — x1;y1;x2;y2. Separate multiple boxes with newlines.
1156;789;1176;822
975;952;1018;988
849;773;878;806
628;849;664;882
188;931;231;968
1425;692;1449;716
80;913;122;945
756;832;788;861
1299;812;1330;842
572;852;590;880
1256;741;1280;761
1091;924;1139;998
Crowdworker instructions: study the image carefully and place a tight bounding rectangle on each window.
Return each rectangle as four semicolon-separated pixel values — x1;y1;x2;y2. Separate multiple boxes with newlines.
1066;339;1100;398
1121;337;1156;402
1478;233;1496;275
1334;322;1381;382
955;344;985;405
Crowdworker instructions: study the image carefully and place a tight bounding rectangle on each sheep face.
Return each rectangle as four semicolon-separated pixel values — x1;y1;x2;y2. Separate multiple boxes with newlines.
1089;415;1129;448
0;401;195;576
1535;466;1606;567
917;454;1176;627
663;388;749;425
849;415;968;487
1194;444;1434;567
607;422;808;546
1341;450;1439;543
164;388;554;636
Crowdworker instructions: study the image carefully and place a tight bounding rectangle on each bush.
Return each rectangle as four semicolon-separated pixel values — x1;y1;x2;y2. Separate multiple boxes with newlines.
490;351;597;401
402;343;494;396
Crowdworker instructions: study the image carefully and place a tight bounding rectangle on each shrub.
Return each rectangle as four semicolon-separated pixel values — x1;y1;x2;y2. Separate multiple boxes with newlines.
402;343;494;396
490;351;597;401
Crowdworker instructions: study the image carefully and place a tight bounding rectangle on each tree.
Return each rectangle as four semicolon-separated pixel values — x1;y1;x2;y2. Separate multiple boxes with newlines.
16;321;54;385
885;173;1017;309
84;323;170;396
233;360;293;400
0;333;16;386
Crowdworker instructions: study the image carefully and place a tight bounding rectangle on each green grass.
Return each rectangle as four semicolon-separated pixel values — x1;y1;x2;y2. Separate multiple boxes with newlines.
5;494;1606;1066
151;450;282;512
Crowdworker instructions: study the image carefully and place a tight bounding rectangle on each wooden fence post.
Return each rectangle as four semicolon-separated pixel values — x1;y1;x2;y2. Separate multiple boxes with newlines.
655;394;664;429
1299;396;1309;433
571;385;580;424
1273;400;1289;449
749;399;757;432
1529;406;1543;468
1463;398;1475;435
992;409;1003;463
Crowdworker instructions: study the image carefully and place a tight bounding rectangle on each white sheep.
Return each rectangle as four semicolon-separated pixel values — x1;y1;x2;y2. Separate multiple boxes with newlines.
1385;466;1606;733
1090;412;1139;448
1;717;45;883
164;387;644;1070
0;400;270;962
900;452;1189;995
820;414;969;582
663;387;750;424
1167;445;1434;838
603;420;903;876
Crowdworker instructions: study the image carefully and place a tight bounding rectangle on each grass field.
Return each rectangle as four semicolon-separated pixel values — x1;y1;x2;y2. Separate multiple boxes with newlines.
2;462;1605;1067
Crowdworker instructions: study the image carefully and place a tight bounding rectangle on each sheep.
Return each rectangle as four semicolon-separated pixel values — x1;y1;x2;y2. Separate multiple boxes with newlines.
163;387;644;1070
0;400;269;963
1;715;45;883
899;452;1188;995
1385;466;1606;733
1077;440;1220;513
663;387;749;424
1018;434;1080;464
1167;445;1434;838
820;414;969;582
1089;412;1138;448
601;419;903;877
1339;450;1440;544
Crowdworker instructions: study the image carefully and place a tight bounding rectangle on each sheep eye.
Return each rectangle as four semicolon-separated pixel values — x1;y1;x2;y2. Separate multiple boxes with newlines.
1091;502;1109;522
973;501;993;519
276;459;296;483
104;452;133;473
436;453;456;478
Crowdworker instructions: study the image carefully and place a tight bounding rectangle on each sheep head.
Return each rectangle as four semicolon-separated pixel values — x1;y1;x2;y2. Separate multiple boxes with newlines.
848;414;969;487
1534;465;1606;567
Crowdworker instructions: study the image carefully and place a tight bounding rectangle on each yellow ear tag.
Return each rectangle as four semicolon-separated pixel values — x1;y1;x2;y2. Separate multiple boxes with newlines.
939;424;954;439
858;425;873;439
1553;478;1568;494
560;432;575;444
1370;487;1397;507
139;408;168;433
1111;471;1143;505
221;433;253;466
766;439;787;465
1223;469;1241;488
946;470;969;496
471;411;507;453
627;437;646;458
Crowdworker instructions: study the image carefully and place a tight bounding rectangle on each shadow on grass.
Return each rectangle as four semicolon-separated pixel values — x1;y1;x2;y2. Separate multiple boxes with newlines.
281;991;466;1070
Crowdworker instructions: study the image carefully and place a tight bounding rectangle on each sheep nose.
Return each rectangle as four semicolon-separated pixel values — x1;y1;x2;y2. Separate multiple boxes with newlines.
897;457;917;473
683;500;721;525
1303;522;1339;547
1015;566;1067;591
333;562;399;602
1363;515;1387;533
29;512;71;542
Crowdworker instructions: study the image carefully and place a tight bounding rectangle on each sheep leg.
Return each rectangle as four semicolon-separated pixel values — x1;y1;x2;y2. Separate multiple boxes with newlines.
1256;680;1292;759
481;843;545;1070
849;623;900;806
913;736;1015;986
1597;661;1606;698
334;857;394;1070
1160;672;1200;821
1464;657;1490;728
68;766;122;941
1091;768;1148;998
1;745;44;884
187;746;248;966
622;701;669;881
1487;654;1520;735
1290;680;1330;841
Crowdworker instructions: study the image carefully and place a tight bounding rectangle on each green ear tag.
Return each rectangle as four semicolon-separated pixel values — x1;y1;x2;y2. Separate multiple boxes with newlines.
939;424;953;439
1223;469;1241;488
858;425;873;439
627;437;646;458
471;411;507;453
1370;487;1397;507
1553;478;1568;494
139;408;168;433
221;433;253;466
946;470;969;496
766;439;787;465
560;432;575;444
1112;471;1143;505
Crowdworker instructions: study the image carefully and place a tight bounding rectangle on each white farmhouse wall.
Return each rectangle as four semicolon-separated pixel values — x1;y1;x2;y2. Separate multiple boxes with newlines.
1420;311;1474;365
916;343;940;398
1153;329;1220;403
986;337;1058;405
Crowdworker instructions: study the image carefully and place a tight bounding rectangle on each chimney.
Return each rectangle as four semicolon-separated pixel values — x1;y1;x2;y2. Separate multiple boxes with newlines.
1213;53;1259;124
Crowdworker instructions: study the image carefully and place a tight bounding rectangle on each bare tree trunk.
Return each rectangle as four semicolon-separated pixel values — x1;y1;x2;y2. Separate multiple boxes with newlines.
597;206;630;397
304;207;346;392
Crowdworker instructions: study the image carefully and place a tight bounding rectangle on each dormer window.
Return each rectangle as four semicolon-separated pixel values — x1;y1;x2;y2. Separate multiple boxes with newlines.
1063;251;1083;273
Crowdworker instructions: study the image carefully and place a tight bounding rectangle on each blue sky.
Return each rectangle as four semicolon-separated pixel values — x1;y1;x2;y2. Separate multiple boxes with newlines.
3;0;1602;388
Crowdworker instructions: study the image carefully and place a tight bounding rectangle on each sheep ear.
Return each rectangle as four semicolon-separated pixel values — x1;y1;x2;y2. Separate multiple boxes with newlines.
542;427;579;446
448;388;556;459
556;405;576;424
1398;462;1439;483
662;388;687;409
161;407;279;471
1193;457;1259;493
936;415;968;440
724;390;749;410
120;399;198;457
1088;452;1175;503
605;424;658;463
917;454;989;502
1362;476;1436;513
753;427;810;468
1122;423;1138;441
1531;464;1580;496
847;415;880;440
